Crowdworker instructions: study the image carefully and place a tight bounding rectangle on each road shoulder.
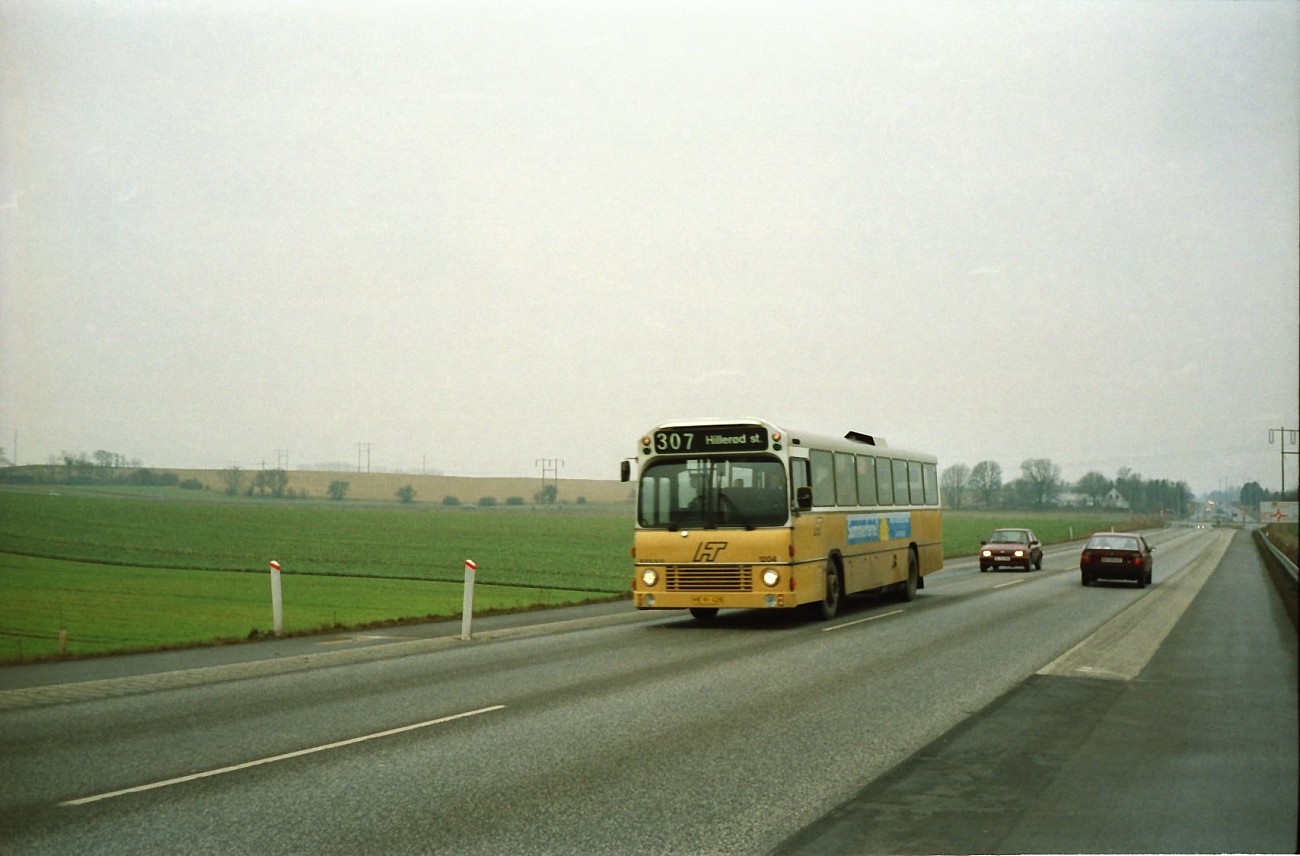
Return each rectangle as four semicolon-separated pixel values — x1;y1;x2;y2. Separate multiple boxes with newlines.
773;530;1299;855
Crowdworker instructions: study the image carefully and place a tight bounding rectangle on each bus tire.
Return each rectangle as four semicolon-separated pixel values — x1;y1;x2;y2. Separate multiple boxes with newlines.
689;607;719;621
811;559;841;620
900;549;919;602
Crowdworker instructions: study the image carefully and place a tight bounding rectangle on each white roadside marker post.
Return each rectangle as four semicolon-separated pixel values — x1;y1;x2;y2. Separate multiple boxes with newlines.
269;560;284;637
461;559;477;641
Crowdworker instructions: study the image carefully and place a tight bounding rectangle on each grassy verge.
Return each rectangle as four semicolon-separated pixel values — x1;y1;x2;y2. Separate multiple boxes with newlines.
0;552;614;662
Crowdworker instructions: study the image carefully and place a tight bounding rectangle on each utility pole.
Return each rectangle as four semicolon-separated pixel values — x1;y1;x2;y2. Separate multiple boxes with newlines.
1268;427;1299;498
275;448;289;471
536;458;564;500
357;442;372;473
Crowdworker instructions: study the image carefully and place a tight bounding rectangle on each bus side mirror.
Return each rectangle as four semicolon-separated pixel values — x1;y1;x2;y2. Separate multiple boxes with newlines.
620;460;631;483
796;486;813;510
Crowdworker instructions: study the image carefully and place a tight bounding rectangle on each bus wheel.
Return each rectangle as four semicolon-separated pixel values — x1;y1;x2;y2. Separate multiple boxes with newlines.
689;607;719;621
900;550;919;602
813;560;841;620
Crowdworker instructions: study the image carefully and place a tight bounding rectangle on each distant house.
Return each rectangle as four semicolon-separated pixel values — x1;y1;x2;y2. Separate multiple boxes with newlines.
1104;488;1130;509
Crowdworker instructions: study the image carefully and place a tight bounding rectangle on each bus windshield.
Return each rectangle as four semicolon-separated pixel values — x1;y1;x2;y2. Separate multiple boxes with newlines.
637;455;788;530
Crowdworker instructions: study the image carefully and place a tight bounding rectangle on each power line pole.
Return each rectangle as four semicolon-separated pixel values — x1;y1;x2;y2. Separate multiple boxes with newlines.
536;458;564;500
1268;427;1298;498
275;448;290;470
357;442;372;473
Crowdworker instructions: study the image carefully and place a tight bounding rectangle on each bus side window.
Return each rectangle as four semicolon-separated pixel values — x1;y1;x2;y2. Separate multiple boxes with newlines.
877;458;895;504
892;458;909;505
923;462;939;506
908;461;924;507
857;455;878;505
810;450;836;507
834;452;858;506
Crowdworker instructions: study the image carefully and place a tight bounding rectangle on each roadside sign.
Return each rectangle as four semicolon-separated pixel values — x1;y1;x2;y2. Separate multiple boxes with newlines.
1259;502;1298;523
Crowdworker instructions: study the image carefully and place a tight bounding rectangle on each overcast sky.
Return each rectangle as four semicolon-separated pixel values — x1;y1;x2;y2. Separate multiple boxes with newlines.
2;1;1297;495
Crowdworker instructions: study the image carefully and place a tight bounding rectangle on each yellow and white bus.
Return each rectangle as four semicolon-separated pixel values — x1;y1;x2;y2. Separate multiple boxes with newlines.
621;417;943;620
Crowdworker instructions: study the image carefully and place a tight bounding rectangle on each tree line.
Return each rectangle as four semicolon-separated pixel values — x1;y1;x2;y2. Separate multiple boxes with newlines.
940;458;1193;515
0;450;203;489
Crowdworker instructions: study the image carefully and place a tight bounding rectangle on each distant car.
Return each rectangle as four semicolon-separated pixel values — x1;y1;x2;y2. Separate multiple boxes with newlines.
1080;532;1154;587
979;528;1043;572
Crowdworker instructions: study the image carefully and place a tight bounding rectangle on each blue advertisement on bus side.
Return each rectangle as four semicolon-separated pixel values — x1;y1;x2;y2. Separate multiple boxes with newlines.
847;512;912;544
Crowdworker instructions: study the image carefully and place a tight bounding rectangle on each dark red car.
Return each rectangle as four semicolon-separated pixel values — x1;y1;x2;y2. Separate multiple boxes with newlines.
979;528;1043;572
1080;532;1154;587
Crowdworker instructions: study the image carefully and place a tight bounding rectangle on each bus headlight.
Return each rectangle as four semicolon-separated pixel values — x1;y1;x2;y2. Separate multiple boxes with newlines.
761;568;780;587
640;569;658;587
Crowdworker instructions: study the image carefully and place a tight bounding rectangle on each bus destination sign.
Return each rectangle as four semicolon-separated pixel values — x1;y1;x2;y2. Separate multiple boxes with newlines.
652;425;769;454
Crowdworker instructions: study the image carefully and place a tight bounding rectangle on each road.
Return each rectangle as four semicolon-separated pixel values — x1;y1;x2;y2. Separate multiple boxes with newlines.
0;528;1294;854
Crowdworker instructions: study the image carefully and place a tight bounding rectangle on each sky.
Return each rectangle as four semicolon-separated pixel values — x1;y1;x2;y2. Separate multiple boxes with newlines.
2;1;1297;496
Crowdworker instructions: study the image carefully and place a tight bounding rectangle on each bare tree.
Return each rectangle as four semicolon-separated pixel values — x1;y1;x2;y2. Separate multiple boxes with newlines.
1020;458;1062;509
1076;471;1112;507
940;463;970;509
220;466;244;496
969;460;1003;508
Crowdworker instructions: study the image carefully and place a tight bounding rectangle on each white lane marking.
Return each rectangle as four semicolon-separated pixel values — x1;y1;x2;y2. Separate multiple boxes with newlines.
822;609;904;632
60;705;506;807
993;579;1025;589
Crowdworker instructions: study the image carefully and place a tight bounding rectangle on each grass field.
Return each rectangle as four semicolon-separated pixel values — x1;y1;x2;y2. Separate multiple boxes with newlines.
0;488;1144;662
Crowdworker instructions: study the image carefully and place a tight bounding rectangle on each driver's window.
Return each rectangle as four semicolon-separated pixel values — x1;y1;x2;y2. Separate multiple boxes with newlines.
791;458;810;501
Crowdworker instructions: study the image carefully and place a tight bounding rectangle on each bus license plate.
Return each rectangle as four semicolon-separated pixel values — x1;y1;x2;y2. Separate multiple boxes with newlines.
692;596;723;605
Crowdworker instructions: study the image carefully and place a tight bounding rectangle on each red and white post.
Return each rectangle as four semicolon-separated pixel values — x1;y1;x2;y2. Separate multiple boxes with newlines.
268;560;284;637
461;559;477;641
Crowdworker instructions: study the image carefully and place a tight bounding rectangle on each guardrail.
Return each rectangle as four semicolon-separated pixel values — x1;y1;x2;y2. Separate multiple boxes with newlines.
1255;528;1299;582
1252;527;1298;632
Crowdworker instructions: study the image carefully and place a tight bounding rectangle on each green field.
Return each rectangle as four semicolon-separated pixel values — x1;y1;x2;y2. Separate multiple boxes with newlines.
0;488;1142;662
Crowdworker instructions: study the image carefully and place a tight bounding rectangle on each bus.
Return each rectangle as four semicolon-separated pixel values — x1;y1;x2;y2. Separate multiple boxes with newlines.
621;417;943;621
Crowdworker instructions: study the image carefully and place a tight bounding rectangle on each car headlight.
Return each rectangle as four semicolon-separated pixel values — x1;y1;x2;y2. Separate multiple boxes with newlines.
640;569;658;587
981;549;992;558
1013;550;1024;558
761;568;780;587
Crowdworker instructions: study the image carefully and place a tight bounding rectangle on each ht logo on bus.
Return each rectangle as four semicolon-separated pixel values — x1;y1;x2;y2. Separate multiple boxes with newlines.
693;542;728;562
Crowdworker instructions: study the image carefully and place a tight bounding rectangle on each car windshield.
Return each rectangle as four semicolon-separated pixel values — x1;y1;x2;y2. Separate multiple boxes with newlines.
1087;535;1139;550
989;531;1027;544
637;456;788;530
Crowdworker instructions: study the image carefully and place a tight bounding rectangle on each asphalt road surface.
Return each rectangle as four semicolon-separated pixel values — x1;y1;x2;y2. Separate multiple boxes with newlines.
0;528;1294;854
